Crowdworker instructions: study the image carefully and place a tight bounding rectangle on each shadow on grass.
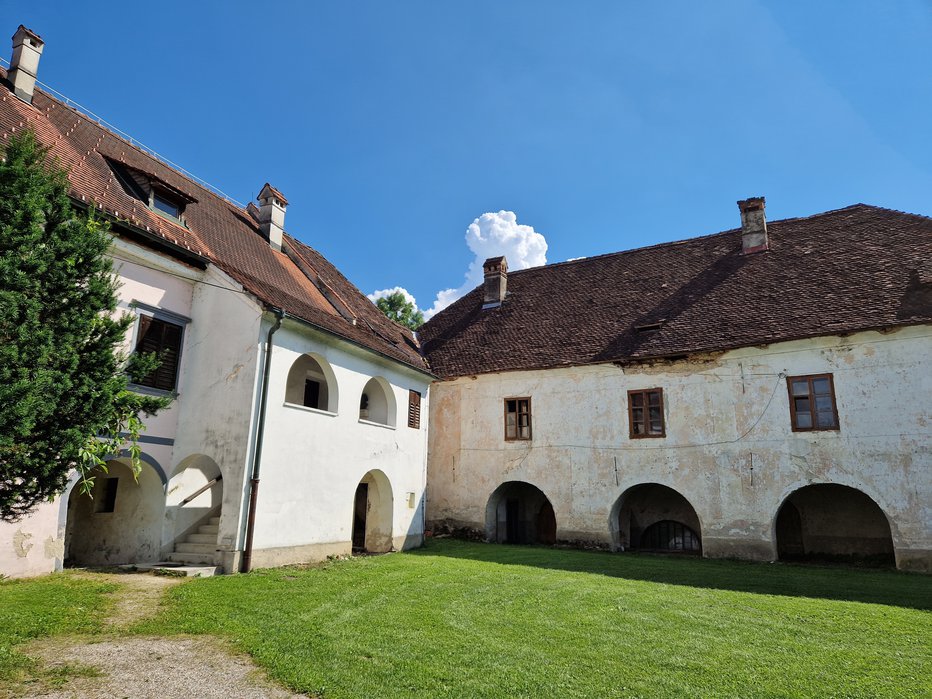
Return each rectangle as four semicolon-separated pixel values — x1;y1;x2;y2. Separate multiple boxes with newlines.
416;538;932;611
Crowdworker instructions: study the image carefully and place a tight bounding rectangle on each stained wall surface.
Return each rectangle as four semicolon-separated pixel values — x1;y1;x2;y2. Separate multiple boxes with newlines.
426;326;931;571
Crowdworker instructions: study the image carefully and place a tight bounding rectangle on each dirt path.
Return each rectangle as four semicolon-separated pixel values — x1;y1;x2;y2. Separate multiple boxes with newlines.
13;572;305;699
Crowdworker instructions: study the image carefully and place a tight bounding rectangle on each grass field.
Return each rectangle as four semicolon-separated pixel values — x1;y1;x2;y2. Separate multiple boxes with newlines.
138;539;932;699
0;574;116;684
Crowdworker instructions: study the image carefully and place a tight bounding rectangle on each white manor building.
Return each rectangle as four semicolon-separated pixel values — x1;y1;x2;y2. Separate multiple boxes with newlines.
0;26;431;577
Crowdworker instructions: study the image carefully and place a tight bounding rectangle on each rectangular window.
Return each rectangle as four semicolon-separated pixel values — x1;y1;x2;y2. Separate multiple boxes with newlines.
152;192;181;219
787;374;839;431
407;390;421;429
504;398;532;441
95;478;118;513
135;314;184;392
628;388;665;438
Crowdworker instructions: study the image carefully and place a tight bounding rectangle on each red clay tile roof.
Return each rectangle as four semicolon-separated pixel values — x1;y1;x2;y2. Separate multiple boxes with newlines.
0;70;428;373
419;205;932;378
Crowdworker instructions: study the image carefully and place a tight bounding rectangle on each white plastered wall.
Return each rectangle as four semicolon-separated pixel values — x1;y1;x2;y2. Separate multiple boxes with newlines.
247;317;430;568
426;325;932;571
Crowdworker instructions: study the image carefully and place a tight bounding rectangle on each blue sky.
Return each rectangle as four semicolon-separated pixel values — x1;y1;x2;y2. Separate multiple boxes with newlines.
5;1;932;316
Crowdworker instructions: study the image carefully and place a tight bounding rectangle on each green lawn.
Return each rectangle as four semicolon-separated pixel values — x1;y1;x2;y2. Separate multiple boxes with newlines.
0;573;116;683
140;540;932;699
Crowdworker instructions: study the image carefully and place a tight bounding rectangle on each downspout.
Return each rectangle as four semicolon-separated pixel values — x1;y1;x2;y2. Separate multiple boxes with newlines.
240;307;284;573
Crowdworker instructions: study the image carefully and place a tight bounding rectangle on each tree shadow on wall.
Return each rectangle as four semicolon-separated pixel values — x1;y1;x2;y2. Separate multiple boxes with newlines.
415;539;931;611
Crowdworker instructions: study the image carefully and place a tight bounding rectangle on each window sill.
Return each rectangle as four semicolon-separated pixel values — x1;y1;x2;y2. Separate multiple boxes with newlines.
282;402;337;417
358;418;396;430
128;383;177;399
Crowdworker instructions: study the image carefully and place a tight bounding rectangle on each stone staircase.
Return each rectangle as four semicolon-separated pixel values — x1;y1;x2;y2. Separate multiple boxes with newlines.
166;514;220;566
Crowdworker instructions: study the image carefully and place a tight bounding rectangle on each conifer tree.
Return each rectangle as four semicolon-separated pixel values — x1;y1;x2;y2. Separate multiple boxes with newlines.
0;128;167;521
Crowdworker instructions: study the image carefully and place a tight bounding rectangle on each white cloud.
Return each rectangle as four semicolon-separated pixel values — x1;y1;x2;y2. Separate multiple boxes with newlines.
423;211;548;319
367;286;418;306
368;211;548;323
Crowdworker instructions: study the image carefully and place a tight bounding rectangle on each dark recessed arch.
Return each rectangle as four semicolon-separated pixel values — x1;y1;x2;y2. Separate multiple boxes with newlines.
774;484;894;566
611;483;702;554
485;481;557;545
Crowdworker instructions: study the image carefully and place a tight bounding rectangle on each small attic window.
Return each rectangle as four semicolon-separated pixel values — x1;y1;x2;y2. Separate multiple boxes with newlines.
152;191;182;219
635;320;665;333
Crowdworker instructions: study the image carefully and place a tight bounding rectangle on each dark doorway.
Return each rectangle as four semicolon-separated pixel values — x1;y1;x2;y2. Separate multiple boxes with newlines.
775;501;804;557
352;482;368;551
486;481;557;545
775;484;894;566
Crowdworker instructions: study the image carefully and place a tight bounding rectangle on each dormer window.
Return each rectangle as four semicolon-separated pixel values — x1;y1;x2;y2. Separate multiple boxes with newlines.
105;157;196;226
151;189;184;222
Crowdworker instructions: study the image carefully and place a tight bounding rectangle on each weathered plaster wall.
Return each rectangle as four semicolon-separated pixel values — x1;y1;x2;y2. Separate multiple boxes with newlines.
1;241;198;577
426;326;932;571
249;318;430;567
167;266;264;568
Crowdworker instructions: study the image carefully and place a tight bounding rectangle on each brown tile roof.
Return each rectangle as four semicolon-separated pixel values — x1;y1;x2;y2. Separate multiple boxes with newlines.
0;70;428;373
419;205;932;378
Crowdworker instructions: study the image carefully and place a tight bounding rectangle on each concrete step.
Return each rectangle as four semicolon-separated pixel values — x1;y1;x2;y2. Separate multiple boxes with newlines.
186;533;217;544
175;542;217;555
197;524;219;535
167;551;216;566
208;516;221;526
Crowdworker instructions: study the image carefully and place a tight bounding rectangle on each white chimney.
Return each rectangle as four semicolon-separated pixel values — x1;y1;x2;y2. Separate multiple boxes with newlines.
8;25;44;105
482;256;508;307
257;183;287;252
737;196;768;254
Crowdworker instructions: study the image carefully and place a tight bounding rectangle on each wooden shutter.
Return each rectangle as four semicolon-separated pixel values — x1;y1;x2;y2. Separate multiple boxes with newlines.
135;315;183;391
407;390;421;429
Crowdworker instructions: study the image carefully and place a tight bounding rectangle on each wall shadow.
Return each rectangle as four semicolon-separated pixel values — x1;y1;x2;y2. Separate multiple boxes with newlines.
415;539;931;611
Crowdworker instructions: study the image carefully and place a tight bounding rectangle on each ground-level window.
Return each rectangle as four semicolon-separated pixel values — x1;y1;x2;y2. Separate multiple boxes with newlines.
407;390;421;429
787;374;838;431
628;388;665;438
504;398;532;440
639;520;700;552
135;314;184;392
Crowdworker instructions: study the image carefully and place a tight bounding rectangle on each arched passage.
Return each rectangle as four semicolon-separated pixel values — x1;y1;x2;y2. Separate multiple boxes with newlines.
351;469;394;553
612;483;702;554
285;353;338;412
775;484;894;566
485;481;557;545
165;454;224;548
359;376;396;426
65;457;165;566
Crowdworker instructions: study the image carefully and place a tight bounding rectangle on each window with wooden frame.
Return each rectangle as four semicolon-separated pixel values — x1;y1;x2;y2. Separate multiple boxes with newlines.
504;398;532;441
407;390;422;429
787;374;839;431
134;314;184;392
628;388;665;438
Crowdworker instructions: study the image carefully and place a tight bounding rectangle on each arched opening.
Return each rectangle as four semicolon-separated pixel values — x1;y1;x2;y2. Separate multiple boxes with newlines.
613;483;702;554
351;470;394;553
359;376;396;426
164;454;224;566
285;353;337;412
775;484;894;566
485;481;557;545
64;458;164;566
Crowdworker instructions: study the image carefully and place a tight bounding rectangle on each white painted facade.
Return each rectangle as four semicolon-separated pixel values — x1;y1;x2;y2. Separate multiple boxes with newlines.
426;325;932;571
2;239;431;577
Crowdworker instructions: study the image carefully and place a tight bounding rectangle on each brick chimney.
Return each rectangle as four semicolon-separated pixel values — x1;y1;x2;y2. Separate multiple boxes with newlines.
257;183;288;252
8;25;44;104
737;197;768;254
482;256;508;307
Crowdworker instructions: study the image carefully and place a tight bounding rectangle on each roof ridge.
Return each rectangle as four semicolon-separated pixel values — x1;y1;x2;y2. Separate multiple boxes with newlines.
506;203;918;277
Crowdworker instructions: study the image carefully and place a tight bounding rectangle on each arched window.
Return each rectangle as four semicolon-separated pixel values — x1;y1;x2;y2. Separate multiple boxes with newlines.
359;377;396;426
285;354;337;412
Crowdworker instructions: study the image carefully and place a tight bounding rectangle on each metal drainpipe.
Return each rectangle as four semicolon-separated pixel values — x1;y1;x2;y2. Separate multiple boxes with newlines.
241;307;284;573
